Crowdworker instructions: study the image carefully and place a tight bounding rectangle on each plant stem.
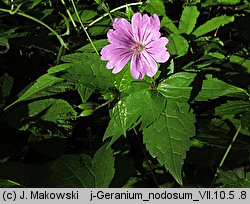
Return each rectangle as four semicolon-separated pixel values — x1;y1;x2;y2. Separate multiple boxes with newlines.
210;124;241;186
86;2;143;29
69;0;99;55
60;0;78;31
0;8;67;49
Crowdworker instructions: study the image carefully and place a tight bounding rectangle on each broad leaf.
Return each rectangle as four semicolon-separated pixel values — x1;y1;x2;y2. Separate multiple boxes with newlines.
45;143;115;187
196;75;247;101
158;72;196;101
167;34;189;57
143;100;195;185
104;88;166;145
179;6;200;34
145;0;165;16
161;16;180;34
192;15;234;37
61;53;114;90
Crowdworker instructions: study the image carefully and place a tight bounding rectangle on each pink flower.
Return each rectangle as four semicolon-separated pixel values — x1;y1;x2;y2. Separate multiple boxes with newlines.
100;13;170;79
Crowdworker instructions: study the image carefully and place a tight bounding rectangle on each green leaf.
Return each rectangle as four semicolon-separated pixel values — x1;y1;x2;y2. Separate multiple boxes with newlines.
192;15;235;37
161;16;180;34
5;64;72;109
61;53;114;90
104;89;166;145
72;10;98;23
158;72;196;101
78;39;108;52
77;85;94;103
145;0;165;16
143;100;195;185
196;75;247;101
203;0;241;7
5;99;77;138
217;169;250;187
215;101;250;116
167;34;189;57
230;55;250;73
0;37;9;54
179;6;200;34
114;64;135;92
46;143;115;187
88;18;111;36
241;111;250;131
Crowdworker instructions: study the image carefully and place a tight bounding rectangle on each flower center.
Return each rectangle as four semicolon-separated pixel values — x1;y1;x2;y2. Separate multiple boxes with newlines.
133;43;144;54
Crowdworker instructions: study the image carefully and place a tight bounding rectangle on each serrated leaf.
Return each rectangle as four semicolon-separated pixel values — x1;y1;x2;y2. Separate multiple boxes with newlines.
167;34;189;57
158;72;196;101
61;53;114;90
179;6;200;34
46;143;115;187
192;15;234;37
143;100;195;185
215;101;250;116
104;89;166;145
5;63;72;109
145;0;165;16
196;75;247;101
161;16;180;34
114;64;135;92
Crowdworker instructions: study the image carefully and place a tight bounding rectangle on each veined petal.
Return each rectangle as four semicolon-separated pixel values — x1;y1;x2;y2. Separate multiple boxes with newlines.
150;14;160;31
145;37;170;62
140;51;158;77
131;13;143;42
107;29;134;47
112;54;131;74
100;44;132;69
130;54;145;79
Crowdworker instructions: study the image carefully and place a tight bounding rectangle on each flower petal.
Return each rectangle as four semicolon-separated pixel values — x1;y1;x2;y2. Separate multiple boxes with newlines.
131;13;143;42
130;54;145;79
100;44;132;70
140;51;158;77
145;37;170;63
112;53;131;74
150;14;160;31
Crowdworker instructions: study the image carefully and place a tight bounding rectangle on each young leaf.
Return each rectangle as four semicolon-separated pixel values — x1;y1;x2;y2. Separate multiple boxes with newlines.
143;100;195;185
192;15;234;37
179;6;200;34
167;34;189;57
